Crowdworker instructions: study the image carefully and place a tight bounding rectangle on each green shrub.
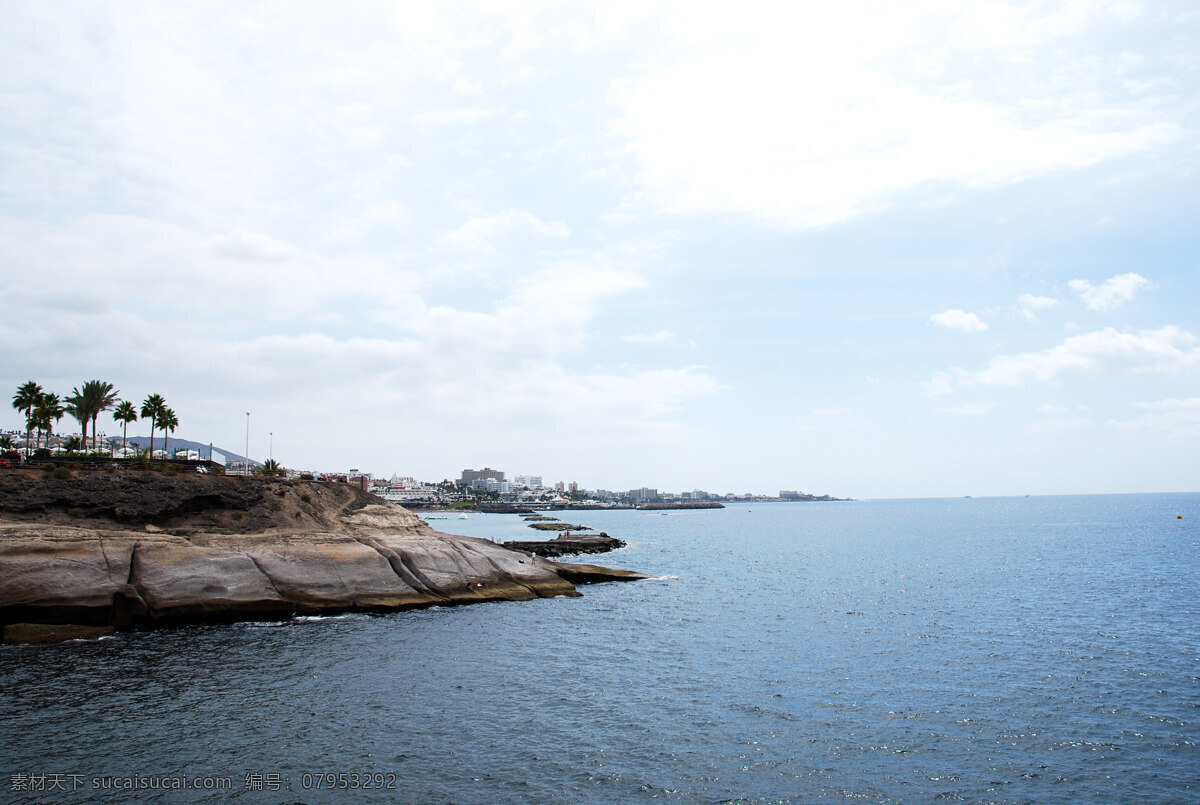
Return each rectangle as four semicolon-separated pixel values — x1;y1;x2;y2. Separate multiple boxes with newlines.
51;466;73;480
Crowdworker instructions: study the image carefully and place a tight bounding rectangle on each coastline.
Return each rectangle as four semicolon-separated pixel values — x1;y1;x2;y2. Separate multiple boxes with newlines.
0;470;646;643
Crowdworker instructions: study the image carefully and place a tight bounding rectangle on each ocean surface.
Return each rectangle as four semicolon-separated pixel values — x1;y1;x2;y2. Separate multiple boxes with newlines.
2;494;1197;803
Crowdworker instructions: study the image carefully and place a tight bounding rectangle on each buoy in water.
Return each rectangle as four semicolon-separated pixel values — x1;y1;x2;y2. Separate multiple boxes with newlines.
1178;515;1184;519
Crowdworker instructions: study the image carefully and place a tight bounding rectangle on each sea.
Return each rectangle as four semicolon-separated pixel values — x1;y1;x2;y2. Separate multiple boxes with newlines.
1;494;1197;803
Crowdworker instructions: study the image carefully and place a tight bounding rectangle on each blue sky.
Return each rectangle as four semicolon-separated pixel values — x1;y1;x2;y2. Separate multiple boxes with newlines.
2;1;1197;498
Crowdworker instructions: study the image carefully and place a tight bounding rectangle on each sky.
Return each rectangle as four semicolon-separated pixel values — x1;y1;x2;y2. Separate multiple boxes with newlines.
2;1;1198;499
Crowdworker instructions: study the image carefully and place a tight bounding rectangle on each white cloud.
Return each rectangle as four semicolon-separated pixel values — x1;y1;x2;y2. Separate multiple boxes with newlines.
1108;398;1200;437
1037;403;1089;415
608;4;1181;229
582;366;724;420
622;330;675;344
0;250;719;474
1025;416;1095;434
1018;293;1060;322
1019;294;1059;311
930;309;988;333
0;215;350;321
440;210;571;254
922;371;958;397
1068;273;1149;311
934;403;995;416
399;262;645;360
813;406;852;417
211;230;305;262
412;107;504;125
1134;397;1200;412
933;326;1200;392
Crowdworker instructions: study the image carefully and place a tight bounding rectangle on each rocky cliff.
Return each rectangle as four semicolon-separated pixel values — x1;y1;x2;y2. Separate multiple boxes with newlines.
0;470;644;641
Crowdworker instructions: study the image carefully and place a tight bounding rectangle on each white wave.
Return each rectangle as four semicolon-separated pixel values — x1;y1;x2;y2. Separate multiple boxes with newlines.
290;613;361;623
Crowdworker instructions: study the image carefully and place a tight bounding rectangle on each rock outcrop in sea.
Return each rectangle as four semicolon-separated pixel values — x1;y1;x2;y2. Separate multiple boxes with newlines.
0;470;645;642
503;532;626;557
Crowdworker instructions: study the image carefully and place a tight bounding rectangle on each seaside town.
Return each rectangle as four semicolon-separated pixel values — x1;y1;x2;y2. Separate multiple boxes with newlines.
0;425;834;509
2;380;839;509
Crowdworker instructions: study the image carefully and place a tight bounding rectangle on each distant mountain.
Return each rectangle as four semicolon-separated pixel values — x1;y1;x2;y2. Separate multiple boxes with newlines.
111;436;260;466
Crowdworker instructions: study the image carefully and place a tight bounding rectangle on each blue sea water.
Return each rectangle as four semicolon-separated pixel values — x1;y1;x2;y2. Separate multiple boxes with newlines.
1;494;1198;803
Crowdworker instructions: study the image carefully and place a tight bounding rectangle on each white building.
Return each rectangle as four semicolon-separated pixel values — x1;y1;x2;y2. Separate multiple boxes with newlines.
472;478;512;494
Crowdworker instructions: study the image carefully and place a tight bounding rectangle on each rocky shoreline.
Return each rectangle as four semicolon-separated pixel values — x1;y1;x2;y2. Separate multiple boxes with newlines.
0;470;646;643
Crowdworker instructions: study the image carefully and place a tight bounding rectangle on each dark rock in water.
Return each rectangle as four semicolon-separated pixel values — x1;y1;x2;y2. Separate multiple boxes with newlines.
473;502;533;514
527;522;589;531
502;532;626;557
3;623;115;644
635;501;725;510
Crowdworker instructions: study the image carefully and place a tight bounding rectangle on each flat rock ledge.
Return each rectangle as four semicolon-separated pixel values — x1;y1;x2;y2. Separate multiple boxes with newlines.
0;524;645;643
503;532;627;557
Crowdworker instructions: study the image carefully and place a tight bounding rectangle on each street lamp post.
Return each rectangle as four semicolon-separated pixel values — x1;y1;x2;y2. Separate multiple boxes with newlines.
245;412;250;476
269;432;273;463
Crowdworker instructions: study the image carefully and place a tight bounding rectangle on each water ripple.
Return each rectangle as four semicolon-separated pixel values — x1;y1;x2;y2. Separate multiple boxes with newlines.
3;494;1198;803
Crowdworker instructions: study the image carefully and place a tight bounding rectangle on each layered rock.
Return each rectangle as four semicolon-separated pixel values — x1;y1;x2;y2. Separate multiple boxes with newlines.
0;470;645;640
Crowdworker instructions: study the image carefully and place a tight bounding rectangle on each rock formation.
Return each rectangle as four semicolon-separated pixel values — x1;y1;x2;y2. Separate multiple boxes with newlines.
503;532;626;557
0;470;645;642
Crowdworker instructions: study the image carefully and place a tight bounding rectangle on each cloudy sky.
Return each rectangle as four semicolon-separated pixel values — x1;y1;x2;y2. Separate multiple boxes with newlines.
2;1;1197;498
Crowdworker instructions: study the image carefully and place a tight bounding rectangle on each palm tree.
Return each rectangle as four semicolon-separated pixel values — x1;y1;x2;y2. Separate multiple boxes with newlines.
259;458;285;477
24;410;43;451
140;394;166;456
91;382;119;450
113;400;137;456
65;380;120;452
81;380;120;451
12;381;42;458
65;395;90;449
159;407;178;457
0;435;14;451
35;392;65;449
